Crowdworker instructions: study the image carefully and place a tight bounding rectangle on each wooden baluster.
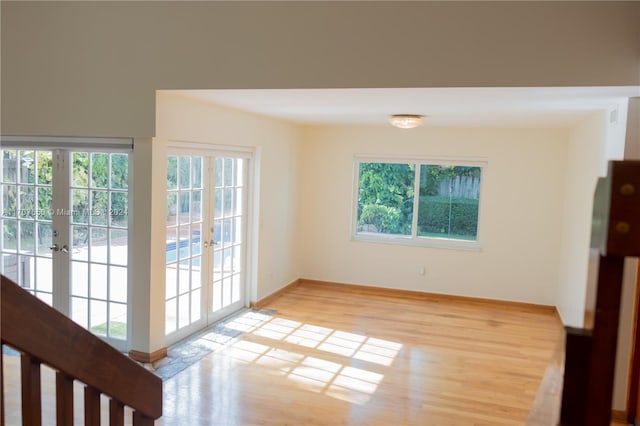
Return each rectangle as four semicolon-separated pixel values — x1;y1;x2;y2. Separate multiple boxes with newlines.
1;345;4;426
560;328;592;425
55;372;73;425
2;276;163;424
20;353;41;426
84;386;101;426
109;399;124;426
133;411;154;426
585;255;626;425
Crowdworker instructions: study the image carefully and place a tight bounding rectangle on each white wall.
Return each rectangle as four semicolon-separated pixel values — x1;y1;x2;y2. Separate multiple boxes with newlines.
130;137;170;353
606;102;630;163
625;98;640;159
2;1;639;137
155;92;302;303
553;104;636;411
557;112;608;327
298;126;568;305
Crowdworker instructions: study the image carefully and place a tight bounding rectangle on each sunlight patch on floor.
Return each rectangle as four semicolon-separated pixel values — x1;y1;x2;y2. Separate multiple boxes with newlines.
223;312;271;332
224;315;402;405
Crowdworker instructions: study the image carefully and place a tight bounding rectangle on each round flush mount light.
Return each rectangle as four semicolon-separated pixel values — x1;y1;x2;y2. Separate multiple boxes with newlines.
388;114;425;129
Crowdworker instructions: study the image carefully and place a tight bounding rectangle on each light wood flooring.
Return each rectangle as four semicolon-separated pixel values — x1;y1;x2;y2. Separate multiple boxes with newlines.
4;282;575;425
160;282;563;425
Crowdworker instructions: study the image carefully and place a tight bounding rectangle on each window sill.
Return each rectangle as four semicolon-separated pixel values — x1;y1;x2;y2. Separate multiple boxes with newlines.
352;233;482;252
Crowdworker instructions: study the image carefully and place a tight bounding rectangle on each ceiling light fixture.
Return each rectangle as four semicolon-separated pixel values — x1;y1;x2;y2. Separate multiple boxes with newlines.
388;114;425;129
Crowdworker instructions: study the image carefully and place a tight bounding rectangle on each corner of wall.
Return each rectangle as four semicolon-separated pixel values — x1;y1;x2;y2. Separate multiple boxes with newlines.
555;112;608;327
624;97;640;159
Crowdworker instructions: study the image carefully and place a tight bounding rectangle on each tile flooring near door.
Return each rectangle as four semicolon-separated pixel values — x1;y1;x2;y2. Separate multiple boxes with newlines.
159;282;564;425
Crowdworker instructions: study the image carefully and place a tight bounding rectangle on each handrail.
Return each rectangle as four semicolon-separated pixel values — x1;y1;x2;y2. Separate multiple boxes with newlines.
0;274;162;422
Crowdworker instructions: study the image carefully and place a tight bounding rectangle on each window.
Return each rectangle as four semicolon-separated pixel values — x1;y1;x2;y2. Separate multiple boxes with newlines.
353;156;485;250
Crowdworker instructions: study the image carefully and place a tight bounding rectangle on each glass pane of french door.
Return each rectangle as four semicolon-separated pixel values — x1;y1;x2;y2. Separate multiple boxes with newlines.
165;155;204;335
165;153;248;339
211;157;246;317
69;152;130;341
0;149;54;304
0;148;130;346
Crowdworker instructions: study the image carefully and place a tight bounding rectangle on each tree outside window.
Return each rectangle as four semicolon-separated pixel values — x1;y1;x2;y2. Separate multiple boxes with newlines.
356;159;483;246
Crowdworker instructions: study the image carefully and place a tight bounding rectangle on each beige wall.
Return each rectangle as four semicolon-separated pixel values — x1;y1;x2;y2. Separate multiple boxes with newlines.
555;111;633;409
2;1;639;137
557;112;608;327
298;125;568;305
553;106;636;411
130;137;169;353
155;92;303;304
625;98;640;159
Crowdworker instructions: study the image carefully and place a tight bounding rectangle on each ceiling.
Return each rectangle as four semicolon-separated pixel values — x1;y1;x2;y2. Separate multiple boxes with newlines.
177;86;640;128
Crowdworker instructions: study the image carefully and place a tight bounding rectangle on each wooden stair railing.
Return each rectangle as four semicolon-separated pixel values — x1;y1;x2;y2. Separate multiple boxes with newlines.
0;275;162;425
528;160;640;425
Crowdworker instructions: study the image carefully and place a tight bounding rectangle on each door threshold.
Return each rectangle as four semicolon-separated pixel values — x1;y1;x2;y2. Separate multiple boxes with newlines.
146;307;276;380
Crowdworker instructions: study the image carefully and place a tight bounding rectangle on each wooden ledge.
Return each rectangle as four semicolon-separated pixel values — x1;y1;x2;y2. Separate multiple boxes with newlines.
129;348;168;363
611;409;627;422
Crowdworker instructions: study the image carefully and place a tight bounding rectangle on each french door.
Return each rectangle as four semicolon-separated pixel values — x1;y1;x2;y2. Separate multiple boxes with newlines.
165;151;250;342
0;140;131;350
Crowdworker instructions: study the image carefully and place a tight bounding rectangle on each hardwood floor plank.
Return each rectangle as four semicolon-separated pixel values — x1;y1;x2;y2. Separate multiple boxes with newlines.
159;281;564;425
2;281;568;425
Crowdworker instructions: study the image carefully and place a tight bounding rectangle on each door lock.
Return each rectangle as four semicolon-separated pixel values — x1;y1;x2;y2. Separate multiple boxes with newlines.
49;244;69;253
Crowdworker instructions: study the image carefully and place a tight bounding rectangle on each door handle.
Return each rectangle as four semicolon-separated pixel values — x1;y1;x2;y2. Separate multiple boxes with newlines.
203;240;216;249
50;244;70;253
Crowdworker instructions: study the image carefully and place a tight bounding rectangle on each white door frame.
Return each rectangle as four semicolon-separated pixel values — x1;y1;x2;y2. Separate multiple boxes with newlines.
164;141;255;346
0;137;134;352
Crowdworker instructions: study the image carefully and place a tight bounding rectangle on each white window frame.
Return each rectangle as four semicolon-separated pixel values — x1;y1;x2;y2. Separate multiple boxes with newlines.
351;155;487;251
